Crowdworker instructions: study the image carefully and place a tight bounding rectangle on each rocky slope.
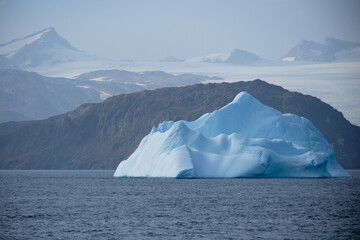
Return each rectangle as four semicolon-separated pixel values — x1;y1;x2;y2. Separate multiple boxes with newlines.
0;80;359;169
0;69;100;123
0;69;220;123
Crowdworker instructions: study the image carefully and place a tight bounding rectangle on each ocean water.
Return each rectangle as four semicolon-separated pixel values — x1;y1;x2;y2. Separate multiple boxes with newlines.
1;170;359;239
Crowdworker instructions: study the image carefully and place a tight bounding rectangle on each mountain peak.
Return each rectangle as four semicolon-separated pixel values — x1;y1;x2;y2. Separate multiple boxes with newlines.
224;49;262;65
0;27;84;68
282;40;324;62
33;27;56;35
232;91;253;103
283;37;360;62
44;27;55;32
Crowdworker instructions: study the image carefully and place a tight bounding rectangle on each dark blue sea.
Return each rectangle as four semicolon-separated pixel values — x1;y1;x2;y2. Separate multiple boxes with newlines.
1;170;360;239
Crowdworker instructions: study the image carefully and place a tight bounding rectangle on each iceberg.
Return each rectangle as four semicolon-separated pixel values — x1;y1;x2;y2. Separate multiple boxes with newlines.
114;92;350;178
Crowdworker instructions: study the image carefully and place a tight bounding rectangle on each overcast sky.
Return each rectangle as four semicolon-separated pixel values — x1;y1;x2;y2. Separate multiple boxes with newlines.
1;0;360;61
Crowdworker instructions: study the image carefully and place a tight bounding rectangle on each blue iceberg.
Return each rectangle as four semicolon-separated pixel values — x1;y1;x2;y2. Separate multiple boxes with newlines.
114;92;350;178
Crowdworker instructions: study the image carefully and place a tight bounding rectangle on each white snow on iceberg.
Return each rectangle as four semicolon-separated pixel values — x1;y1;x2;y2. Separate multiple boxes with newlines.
114;92;350;178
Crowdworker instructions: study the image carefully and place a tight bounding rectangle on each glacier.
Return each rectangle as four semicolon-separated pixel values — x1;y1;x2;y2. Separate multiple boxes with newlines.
114;92;350;178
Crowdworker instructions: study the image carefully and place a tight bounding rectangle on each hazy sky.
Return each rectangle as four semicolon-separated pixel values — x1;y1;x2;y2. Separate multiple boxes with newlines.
1;0;360;61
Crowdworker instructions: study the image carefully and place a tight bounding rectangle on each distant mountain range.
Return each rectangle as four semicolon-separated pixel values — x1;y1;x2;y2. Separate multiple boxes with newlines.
0;69;221;123
189;37;360;64
0;70;100;123
1;80;359;170
186;49;263;65
75;69;220;90
1;28;359;68
0;27;264;68
160;56;184;62
282;37;360;62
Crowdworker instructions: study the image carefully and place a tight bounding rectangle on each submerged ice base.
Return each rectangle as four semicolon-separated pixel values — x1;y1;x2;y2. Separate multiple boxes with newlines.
114;92;350;178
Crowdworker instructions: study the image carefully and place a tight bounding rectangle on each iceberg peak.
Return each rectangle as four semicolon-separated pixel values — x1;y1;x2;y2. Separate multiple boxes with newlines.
232;91;254;103
114;92;350;178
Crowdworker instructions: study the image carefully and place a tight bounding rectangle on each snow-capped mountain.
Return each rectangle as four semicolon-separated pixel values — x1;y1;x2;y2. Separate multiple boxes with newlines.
282;37;360;62
186;49;262;65
281;40;324;62
0;27;92;69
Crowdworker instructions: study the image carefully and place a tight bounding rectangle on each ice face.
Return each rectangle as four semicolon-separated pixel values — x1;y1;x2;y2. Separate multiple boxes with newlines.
114;92;350;178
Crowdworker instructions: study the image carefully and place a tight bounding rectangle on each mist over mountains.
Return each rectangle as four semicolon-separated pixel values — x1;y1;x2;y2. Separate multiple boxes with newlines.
0;69;220;123
185;38;360;64
282;37;360;62
0;69;99;123
0;28;359;124
184;49;263;65
1;27;359;71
